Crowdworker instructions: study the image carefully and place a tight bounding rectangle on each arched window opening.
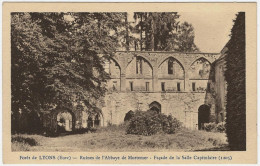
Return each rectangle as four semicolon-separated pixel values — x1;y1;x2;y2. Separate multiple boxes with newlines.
158;57;184;79
168;58;174;74
126;56;153;79
136;57;143;74
87;111;103;128
190;58;211;79
109;59;121;78
198;105;210;130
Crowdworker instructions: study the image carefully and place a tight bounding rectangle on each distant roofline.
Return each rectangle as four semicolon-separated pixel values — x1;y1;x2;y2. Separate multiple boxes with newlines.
115;50;220;55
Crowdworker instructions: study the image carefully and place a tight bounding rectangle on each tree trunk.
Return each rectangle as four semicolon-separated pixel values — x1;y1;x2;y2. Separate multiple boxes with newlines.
140;14;143;51
125;13;129;51
150;16;155;51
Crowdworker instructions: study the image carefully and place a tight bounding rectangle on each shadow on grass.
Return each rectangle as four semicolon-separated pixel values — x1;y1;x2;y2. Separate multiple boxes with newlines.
194;145;230;151
45;128;92;137
11;136;38;146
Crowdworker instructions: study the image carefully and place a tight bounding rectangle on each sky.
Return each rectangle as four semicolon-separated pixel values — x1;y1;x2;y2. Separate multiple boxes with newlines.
129;12;237;53
178;12;237;53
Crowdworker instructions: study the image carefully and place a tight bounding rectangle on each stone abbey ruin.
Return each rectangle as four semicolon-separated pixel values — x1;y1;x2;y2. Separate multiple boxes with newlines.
44;50;227;133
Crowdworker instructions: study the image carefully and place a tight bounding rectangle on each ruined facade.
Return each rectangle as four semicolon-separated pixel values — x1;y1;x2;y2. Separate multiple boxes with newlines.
46;51;228;132
100;51;223;130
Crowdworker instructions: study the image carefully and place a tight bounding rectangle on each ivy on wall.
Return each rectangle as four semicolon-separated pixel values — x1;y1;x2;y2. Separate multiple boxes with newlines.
225;12;246;151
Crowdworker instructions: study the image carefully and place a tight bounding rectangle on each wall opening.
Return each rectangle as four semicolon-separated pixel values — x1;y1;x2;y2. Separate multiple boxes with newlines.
161;82;165;92
112;81;118;91
177;82;181;91
145;82;149;91
87;116;93;128
130;81;134;91
220;112;224;122
57;111;73;132
198;104;210;130
87;112;102;128
105;58;121;91
136;57;143;74
149;101;161;113
207;82;210;91
168;58;174;74
94;114;101;127
158;57;184;79
189;57;211;83
192;82;196;91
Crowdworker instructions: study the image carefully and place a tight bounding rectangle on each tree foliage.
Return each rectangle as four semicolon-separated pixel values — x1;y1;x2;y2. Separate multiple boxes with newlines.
11;12;200;133
11;12;126;133
166;21;199;52
225;12;246;151
133;12;199;52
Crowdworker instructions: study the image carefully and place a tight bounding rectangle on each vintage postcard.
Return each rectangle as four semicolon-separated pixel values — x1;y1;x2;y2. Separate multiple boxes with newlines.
2;2;257;164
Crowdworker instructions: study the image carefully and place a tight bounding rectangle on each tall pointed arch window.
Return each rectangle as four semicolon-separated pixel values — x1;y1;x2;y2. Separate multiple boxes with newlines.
136;57;143;74
168;58;174;74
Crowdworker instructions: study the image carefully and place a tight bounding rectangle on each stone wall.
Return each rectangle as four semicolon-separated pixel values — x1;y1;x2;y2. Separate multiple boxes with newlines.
43;51;226;132
105;51;220;93
100;51;222;130
102;91;216;129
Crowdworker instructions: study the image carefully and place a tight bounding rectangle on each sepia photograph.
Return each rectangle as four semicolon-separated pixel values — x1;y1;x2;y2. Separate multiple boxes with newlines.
2;2;257;164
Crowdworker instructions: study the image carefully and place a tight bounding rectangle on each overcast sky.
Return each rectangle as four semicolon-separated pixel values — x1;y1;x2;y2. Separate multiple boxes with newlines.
178;12;237;53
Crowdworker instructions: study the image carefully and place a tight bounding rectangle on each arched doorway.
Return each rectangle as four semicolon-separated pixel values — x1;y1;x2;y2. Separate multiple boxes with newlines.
57;111;73;132
198;104;210;130
87;112;103;128
149;101;161;113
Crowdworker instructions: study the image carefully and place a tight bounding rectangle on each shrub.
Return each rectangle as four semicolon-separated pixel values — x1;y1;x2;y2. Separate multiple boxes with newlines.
204;123;217;132
88;127;97;133
165;115;182;134
126;111;181;136
45;128;59;137
73;128;89;134
124;110;135;121
203;122;226;133
216;123;226;133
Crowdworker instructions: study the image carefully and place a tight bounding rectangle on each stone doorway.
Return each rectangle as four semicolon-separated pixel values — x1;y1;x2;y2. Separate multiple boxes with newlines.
149;101;161;113
57;111;73;132
87;113;102;128
198;104;210;130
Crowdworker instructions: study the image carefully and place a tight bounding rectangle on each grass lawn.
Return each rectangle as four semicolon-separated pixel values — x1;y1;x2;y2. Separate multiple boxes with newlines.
12;125;229;152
